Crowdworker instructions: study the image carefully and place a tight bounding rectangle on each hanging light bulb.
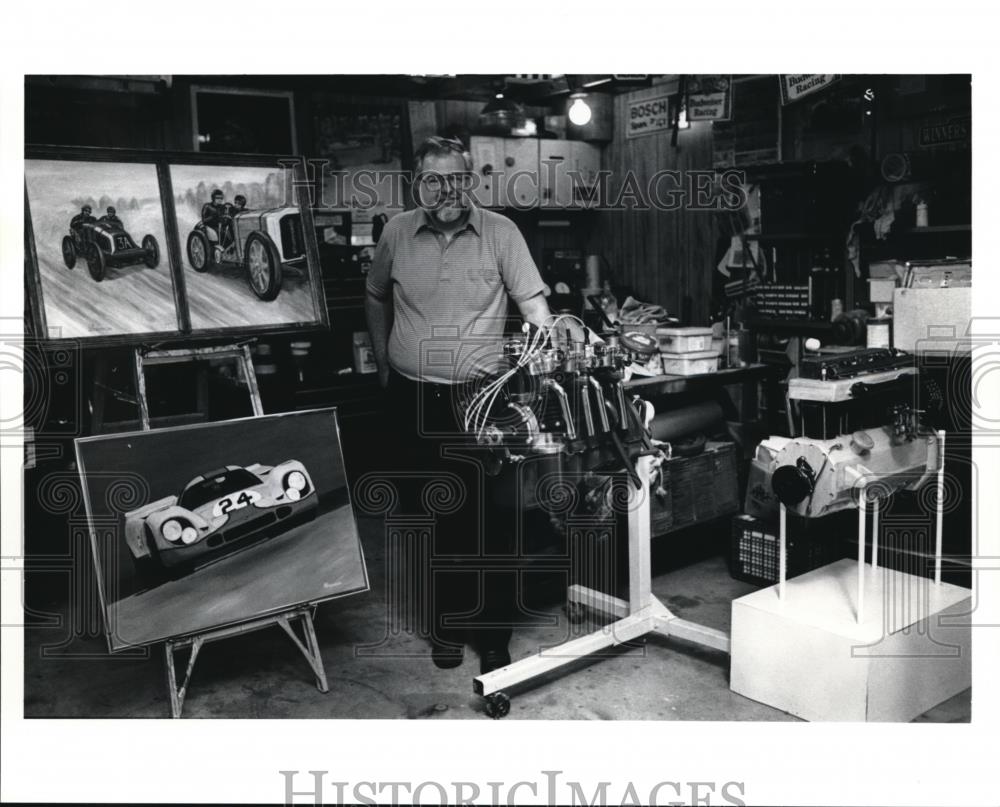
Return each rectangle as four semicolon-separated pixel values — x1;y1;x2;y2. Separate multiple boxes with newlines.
568;96;592;126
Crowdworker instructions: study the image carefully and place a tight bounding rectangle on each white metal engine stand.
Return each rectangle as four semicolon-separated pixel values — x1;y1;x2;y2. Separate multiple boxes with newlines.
473;454;731;717
774;430;948;626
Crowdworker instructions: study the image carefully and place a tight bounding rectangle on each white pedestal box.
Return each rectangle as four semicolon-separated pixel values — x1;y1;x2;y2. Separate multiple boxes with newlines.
730;559;971;721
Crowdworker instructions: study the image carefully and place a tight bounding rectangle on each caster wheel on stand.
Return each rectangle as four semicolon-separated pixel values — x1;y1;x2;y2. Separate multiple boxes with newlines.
565;601;587;624
484;692;510;719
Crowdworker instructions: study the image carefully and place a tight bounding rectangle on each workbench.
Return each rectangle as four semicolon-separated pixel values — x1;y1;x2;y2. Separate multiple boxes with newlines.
625;362;777;427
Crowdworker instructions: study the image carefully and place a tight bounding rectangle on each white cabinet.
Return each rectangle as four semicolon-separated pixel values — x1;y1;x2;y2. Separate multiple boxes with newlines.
469;136;538;208
502;137;539;208
469;136;502;208
539;139;601;209
469;136;600;210
538;139;572;208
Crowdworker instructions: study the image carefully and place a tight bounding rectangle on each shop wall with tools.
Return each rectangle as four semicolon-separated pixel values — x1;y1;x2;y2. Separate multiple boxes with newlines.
713;75;972;583
22;72;973;621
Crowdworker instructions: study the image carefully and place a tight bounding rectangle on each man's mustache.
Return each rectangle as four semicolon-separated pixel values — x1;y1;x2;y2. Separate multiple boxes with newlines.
425;194;466;210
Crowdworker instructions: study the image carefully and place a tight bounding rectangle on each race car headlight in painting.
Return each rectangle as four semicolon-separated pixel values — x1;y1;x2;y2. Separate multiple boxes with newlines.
162;519;183;543
162;518;200;545
284;470;309;501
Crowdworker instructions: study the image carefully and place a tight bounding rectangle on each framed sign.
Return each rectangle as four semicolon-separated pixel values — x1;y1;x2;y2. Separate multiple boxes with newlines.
24;146;330;345
686;75;732;121
626;94;672;138
779;74;841;105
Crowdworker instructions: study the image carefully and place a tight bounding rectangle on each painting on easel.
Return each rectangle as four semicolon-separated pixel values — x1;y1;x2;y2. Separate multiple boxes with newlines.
25;146;332;345
25;158;178;340
76;409;368;652
169;163;323;331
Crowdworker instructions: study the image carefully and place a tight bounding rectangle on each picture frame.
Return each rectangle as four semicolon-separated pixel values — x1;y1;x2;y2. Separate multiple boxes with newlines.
24;149;183;342
190;85;297;154
76;408;369;652
24;145;330;346
310;95;410;232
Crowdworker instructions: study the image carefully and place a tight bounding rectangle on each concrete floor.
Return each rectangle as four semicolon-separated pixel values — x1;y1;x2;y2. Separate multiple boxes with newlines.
23;514;971;721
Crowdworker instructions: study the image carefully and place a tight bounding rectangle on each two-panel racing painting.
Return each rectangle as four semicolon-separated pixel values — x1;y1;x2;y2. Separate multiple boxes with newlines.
24;148;331;343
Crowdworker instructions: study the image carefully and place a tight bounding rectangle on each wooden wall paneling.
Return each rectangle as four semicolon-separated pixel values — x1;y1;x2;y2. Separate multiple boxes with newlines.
594;85;719;324
26;81;171;151
408;100;438;149
435;100;482;138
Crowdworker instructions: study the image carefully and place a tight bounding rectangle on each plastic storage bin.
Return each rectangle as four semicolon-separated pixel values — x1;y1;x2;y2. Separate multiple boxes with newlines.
655;326;713;354
660;350;718;376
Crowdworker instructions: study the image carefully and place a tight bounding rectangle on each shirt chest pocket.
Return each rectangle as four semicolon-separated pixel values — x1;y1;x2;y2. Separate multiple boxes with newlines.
461;241;502;289
471;262;502;290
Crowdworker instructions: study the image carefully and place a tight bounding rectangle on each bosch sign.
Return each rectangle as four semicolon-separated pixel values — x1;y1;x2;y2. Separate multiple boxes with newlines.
627;95;672;138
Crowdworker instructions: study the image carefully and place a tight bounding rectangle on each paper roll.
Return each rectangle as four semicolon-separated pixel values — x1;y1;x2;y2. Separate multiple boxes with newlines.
585;255;602;289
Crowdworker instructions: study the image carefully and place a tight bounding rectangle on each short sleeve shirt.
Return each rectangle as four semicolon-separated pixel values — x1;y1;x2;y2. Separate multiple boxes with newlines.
366;206;545;384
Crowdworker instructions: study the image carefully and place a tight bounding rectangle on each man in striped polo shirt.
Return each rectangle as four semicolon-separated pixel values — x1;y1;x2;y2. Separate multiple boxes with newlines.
366;136;552;674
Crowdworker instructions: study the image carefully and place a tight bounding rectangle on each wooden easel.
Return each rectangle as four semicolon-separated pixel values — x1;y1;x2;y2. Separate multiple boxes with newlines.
133;342;264;429
133;343;329;718
164;606;328;719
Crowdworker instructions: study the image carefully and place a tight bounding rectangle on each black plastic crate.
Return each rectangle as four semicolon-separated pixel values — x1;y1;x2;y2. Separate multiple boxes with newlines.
729;512;846;586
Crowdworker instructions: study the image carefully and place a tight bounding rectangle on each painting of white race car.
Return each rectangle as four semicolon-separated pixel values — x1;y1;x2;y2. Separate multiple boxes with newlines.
124;460;317;574
186;206;324;302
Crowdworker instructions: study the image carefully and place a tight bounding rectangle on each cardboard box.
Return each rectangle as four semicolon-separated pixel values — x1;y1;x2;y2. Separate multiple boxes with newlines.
867;277;896;303
730;559;971;721
892;287;972;353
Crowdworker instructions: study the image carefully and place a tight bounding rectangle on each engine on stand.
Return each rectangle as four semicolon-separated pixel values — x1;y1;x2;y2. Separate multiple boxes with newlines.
463;317;662;524
468;316;738;715
751;422;939;519
745;347;944;520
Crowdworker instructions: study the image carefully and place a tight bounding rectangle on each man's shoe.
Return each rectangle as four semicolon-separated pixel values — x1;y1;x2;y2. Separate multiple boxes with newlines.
479;646;511;675
431;641;464;669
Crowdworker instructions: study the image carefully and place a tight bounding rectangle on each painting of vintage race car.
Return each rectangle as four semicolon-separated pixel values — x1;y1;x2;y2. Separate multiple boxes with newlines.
185;207;316;302
123;459;317;574
62;219;160;282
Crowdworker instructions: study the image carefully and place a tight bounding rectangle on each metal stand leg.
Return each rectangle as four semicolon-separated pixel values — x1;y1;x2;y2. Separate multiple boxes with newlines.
935;430;946;585
778;503;787;601
276;609;329;693
857;485;867;624
473;455;730;712
165;636;204;719
871;496;880;573
162;605;328;718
